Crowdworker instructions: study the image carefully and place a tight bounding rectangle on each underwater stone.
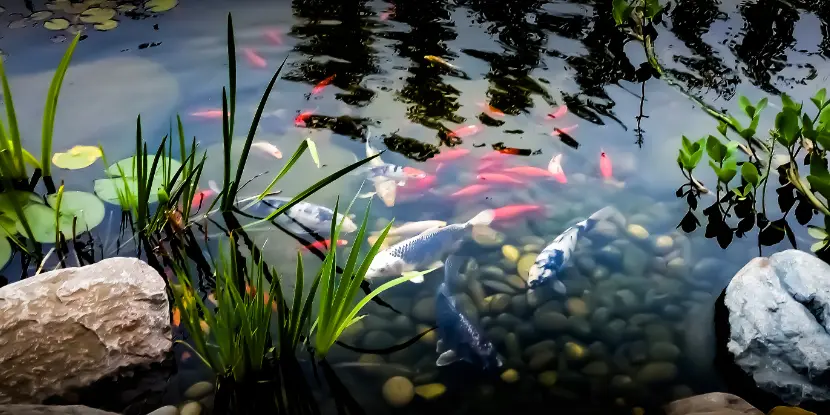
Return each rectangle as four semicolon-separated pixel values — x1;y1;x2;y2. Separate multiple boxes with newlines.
636;362;678;383
524;340;557;358
591;307;611;327
666;257;688;279
480;265;506;280
522;244;543;252
482;280;517;295
604;319;626;343
496;313;522;329
510;294;529;317
591;220;620;242
534;311;568;332
615;289;639;310
414;383;446;400
590;266;610;281
538;371;558;387
581;361;609;376
183;381;214;400
629;313;659;327
417;324;437;345
516;254;538;281
610;375;635;392
515;322;535;341
564;342;587;361
411;297;436;322
488;294;511;314
565;298;589;317
0;258;171;404
501;245;520;263
486;327;508;344
505;333;523;362
568;317;592;337
362;331;397;349
670;385;695;400
621;243;650;277
526;287;555;308
587;342;608;359
472;226;505;247
626;341;649;364
625;224;650;241
468;279;488;310
503;275;526;291
382;377;414;408
146;406;178;415
528;350;556;371
664;392;763;415
649;342;681;361
500;369;519;383
596;245;623;268
691;257;727;281
390;315;415;333
575;256;596;275
179;401;202;415
519;235;546;246
653;235;674;255
644;324;674;343
663;304;684;320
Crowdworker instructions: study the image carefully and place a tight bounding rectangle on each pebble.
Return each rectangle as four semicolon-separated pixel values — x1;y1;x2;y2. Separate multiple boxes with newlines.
610;375;635;391
481;265;506;280
604;319;626;343
526;288;554;308
622;244;649;276
482;280;517;295
486;326;508;344
626;224;649;240
522;243;542;252
363;331;396;348
666;257;688;278
511;294;529;316
538;371;558;387
653;235;674;254
591;266;610;281
649;342;681;361
184;381;214;400
568;317;592;336
505;332;522;361
382;376;415;407
488;294;511;313
412;297;436;322
588;341;608;358
591;307;611;327
469;280;488;310
455;294;480;322
496;313;523;328
147;406;177;415
500;368;520;383
538;300;565;314
414;383;446;400
180;401;202;415
663;304;684;319
636;362;678;383
564;342;587;361
615;289;638;309
519;235;546;246
629;313;659;326
596;245;623;267
472;225;506;247
581;361;609;376
516;322;535;340
534;311;568;331
565;297;589;317
516;253;538;280
644;324;673;343
592;220;619;241
671;384;695;400
417;324;437;345
501;245;520;263
504;274;527;290
528;349;556;370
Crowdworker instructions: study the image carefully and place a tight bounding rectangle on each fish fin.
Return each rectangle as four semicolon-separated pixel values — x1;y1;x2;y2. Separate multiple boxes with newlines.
553;280;567;295
436;339;446;353
466;209;495;226
397;181;406;186
208;179;222;194
436;350;459;366
443;255;466;284
357;191;376;199
409;274;425;284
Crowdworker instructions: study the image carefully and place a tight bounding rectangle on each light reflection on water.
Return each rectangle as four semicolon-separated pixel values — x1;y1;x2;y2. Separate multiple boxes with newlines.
1;0;828;412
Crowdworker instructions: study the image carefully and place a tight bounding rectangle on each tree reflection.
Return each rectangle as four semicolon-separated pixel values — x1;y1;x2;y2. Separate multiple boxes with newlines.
731;0;798;94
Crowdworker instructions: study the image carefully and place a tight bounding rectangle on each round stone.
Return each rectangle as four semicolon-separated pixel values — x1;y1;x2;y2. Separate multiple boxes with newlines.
528;349;556;370
666;257;688;278
610;375;635;391
538;371;558;386
511;294;529;316
414;383;446;400
472;226;505;247
649;342;681;361
500;368;519;383
147;406;178;415
382;376;415;408
522;243;542;252
564;342;587;361
505;332;522;361
566;298;589;317
412;297;436;321
184;381;214;400
568;317;592;336
653;235;674;254
504;274;527;290
481;265;506;280
519;235;546;246
501;245;521;263
636;362;678;383
517;254;538;280
581;361;609;376
488;294;511;314
626;224;649;240
524;340;556;357
179;401;202;415
644;324;673;343
534;311;568;331
592;220;619;241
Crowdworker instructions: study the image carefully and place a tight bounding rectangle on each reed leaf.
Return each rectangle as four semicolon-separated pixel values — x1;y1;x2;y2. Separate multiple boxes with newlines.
41;33;81;177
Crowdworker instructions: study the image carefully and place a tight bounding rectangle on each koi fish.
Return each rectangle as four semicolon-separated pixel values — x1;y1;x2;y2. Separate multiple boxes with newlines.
190;110;226;119
528;206;617;292
435;255;502;370
502;166;555;178
312;74;336;95
295;110;314;127
252;141;283;159
546;105;568;119
496;146;532;156
492;205;544;221
476;102;505;117
476;173;523;185
547;154;567;184
181;351;192;361
191;189;214;208
242;196;358;234
477;160;504;173
448;124;481;139
600;150;613;178
450;184;490;198
242;47;267;69
424;55;458;69
379;6;395;21
264;29;283;45
430;148;470;163
480;151;511;162
368;220;449;246
550;125;578;136
399;174;437;194
303;239;348;251
365;210;495;282
172;307;181;327
358;128;397;207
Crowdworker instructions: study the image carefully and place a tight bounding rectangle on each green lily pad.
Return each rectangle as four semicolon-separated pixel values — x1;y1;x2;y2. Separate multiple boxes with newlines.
94;177;169;208
105;156;182;178
52;145;102;170
46;191;106;232
15;204;75;243
0;236;10;270
79;7;116;24
145;0;178;13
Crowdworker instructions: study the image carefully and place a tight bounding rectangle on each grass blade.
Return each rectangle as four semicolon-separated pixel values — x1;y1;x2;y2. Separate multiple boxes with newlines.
0;57;24;175
41;33;81;177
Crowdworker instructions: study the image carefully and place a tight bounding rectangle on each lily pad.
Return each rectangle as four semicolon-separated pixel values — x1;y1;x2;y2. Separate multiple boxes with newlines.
94;176;169;208
93;19;118;31
0;236;11;270
79;7;115;24
105;156;182;178
46;191;106;231
145;0;178;12
16;204;75;243
117;4;137;12
29;11;53;21
44;18;70;31
52;145;102;170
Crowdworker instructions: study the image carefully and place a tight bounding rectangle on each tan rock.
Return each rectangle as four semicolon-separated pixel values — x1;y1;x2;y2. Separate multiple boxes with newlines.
0;405;119;414
664;392;763;415
0;258;171;404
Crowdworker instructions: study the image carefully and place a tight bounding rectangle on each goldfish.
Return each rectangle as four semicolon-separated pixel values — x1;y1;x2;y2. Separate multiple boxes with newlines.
242;196;358;234
190;110;226;119
496;146;532;156
448;124;481;139
430;148;470;162
476;173;523;185
502;166;555;178
528;206;618;292
399;174;437;194
172;307;181;327
252;141;283;159
424;55;458;69
450;184;490;198
264;29;283;45
294;110;314;127
191;189;214;208
312;74;336;95
435;255;502;370
477;102;505;117
207;292;217;305
546;105;568;119
550;125;578;136
492;205;544;221
200;319;210;334
600;150;613;178
547;154;567;184
303;239;348;251
181;351;192;361
365;210;495;282
242;47;267;69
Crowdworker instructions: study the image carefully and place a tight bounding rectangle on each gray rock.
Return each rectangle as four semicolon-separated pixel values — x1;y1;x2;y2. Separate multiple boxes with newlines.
468;280;488;310
480;265;506;280
666;257;688;279
515;322;535;340
604;319;626;343
537;300;564;314
505;333;523;363
629;313;659;326
0;407;119;415
622;243;650;277
596;245;623;268
495;313;522;329
524;340;556;358
180;401;202;415
645;324;674;343
534;311;568;332
691;257;727;281
649;342;681;361
725;250;830;404
615;289;639;309
636;362;678;383
526;288;555;308
486;326;508;344
184;381;214;400
590;266;610;281
510;295;529;317
528;350;556;370
575;256;596;275
609;375;635;392
568;317;592;337
146;406;178;415
626;341;649;364
664;392;763;415
581;361;609;376
591;307;611;328
663;304;684;319
0;258;171;404
363;331;397;348
412;297;436;322
588;341;608;358
519;235;546;246
592;220;620;242
482;280;517;295
652;235;675;255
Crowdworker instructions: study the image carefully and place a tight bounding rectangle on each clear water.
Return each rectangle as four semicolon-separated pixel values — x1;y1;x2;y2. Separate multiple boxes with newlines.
1;0;828;413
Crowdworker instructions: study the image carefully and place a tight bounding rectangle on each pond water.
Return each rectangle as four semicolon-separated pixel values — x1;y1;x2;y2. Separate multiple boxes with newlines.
1;0;829;413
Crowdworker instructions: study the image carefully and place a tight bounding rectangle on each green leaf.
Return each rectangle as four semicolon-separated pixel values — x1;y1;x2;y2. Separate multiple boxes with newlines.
741;162;760;187
811;240;828;252
643;0;663;19
0;236;10;269
781;93;801;112
818;131;830;150
689;148;703;170
46;191;106;231
306;137;321;168
612;0;631;25
775;109;800;147
710;159;737;183
94;176;167;208
807;225;829;240
681;136;694;153
706;135;727;162
802;113;816;140
756;97;768;113
15;203;75;243
739;96;755;118
41;33;81;177
725;141;740;158
52;145;102;170
727;115;744;131
812;88;826;110
717;122;728;137
808;174;830;201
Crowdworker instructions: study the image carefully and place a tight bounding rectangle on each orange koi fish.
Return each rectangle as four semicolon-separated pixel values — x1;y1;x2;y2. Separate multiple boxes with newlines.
295;110;315;127
546;105;568;119
477;102;505;117
172;307;181;327
600;150;613;178
450;184;490;198
492;204;544;221
424;55;458;69
312;74;336;95
264;29;283;45
190;109;226;119
252;141;283;159
547;154;567;184
379;6;395;21
448;124;481;139
303;239;348;251
181;351;192;361
242;47;267;69
191;189;214;208
399;174;437;193
477;173;524;185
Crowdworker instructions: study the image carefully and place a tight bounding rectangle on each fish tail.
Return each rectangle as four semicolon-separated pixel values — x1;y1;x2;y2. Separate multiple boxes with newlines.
466;209;495;227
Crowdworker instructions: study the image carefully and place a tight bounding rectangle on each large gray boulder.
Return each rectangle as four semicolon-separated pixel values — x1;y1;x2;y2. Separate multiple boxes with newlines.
0;258;171;404
664;392;763;415
724;249;830;404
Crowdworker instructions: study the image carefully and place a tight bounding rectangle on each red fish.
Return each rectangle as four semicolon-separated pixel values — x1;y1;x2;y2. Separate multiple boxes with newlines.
547;154;567;184
502;166;555;178
191;189;214;208
476;102;505;117
264;29;283;45
242;47;267;69
492;205;544;221
448;124;482;138
295;110;314;127
546;105;568;119
600;150;613;178
430;148;470;162
450;184;490;198
303;239;347;251
190;110;226;119
400;174;437;193
402;166;428;178
550;125;578;136
312;75;336;95
477;173;524;185
477;159;505;173
480;151;511;162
